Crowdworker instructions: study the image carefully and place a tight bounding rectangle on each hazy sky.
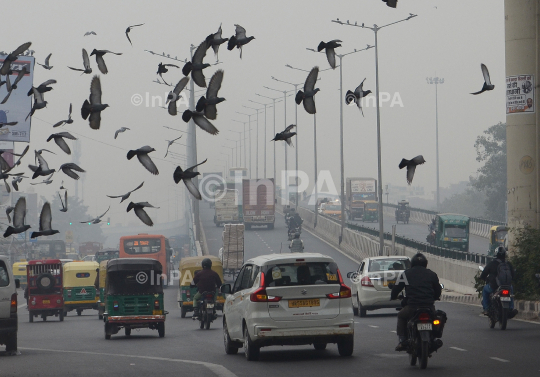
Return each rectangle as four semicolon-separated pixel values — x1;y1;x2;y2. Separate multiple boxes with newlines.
0;0;505;227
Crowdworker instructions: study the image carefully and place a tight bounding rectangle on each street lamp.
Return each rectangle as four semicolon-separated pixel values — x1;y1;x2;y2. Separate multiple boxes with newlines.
228;129;243;167
242;105;264;179
332;13;418;255
249;99;276;179
236;111;255;178
223;144;236;166
426;76;444;211
231;119;250;168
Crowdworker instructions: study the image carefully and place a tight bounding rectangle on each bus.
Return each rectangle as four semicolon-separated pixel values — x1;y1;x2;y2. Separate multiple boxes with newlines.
119;234;174;284
26;240;67;260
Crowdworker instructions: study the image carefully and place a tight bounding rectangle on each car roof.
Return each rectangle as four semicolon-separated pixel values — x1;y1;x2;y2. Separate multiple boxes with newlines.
245;253;335;266
364;256;410;262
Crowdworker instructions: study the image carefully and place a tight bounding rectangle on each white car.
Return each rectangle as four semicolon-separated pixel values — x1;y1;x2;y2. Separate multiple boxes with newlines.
348;256;411;317
0;255;20;353
221;253;354;361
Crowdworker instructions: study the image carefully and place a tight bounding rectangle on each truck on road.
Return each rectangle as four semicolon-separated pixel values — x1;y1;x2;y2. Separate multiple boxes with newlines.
214;189;242;227
242;178;275;230
346;177;377;220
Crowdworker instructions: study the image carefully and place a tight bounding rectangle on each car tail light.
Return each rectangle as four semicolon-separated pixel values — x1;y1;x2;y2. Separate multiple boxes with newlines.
327;270;352;299
250;272;281;302
501;289;510;296
154;300;160;309
419;313;430;322
361;276;374;287
10;293;17;313
113;300;119;310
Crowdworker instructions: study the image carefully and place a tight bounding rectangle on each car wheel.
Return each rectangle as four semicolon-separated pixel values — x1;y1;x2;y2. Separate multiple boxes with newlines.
337;337;354;357
244;327;260;361
313;343;327;351
223;319;239;355
181;305;187;318
357;296;367;317
5;332;17;352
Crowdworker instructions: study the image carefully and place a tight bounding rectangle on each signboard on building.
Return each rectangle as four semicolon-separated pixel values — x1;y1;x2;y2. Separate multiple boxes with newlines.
65;230;74;243
351;179;376;193
506;74;534;114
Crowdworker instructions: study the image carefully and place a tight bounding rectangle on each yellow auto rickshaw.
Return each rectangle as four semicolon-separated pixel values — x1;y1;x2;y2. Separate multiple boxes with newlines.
97;260;108;320
12;261;28;290
63;261;99;316
488;226;509;256
178;256;224;318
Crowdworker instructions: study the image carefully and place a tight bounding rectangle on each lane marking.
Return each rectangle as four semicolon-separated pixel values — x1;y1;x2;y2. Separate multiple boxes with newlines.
18;304;27;309
450;347;467;352
18;348;238;377
390;330;397;333
368;325;379;328
373;353;407;358
490;357;509;363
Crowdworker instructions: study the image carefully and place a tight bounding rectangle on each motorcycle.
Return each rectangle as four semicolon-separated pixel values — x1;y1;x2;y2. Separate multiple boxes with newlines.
193;291;217;330
426;225;436;245
288;226;301;241
479;266;513;330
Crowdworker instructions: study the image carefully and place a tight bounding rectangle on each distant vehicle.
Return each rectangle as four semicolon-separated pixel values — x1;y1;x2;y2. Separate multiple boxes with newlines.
488;226;508;256
395;200;410;224
346;177;377;220
95;249;119;264
432;214;470;252
0;255;20;353
12;262;28;289
322;201;342;219
214;189;242;227
242;179;275;230
119;234;174;282
62;261;99;316
79;242;103;258
362;200;379;222
81;255;96;262
26;240;67;261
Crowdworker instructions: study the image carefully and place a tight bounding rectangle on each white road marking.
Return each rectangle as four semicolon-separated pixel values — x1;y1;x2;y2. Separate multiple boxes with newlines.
368;325;379;328
450;347;467;352
374;353;407;358
17;304;27;309
390;330;397;333
18;348;239;377
490;357;510;363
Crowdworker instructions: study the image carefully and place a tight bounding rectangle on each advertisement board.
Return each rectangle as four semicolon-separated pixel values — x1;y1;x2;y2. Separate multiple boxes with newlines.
506;74;534;114
351;179;376;193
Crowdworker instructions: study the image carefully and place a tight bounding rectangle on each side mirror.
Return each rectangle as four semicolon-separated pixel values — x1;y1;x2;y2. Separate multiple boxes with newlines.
478;266;484;272
440;283;444;289
220;284;231;294
15;279;20;289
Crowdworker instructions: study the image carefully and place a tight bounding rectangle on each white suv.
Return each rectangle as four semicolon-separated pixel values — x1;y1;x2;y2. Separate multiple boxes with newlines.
221;253;354;361
0;255;20;353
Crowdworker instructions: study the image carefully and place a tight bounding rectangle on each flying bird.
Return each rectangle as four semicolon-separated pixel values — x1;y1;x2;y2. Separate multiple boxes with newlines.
345;78;372;116
34;149;55;165
0;121;17;128
60;163;85;180
399;155;426;185
271;125;297;146
195;69;225;120
164;136;182;157
25;88;47;120
317;40;342;69
206;24;229;61
0;42;31;76
182;110;219;135
37;53;53;70
107;181;144;203
157;62;179;86
166;77;189;116
3;197;30;237
114;127;130;139
173;159;207;200
81;206;110;224
125;23;144;45
1;67;28;104
47;132;77;155
295;66;320;114
30;173;54;185
127;202;159;226
90;49;122;74
31;202;59;239
29;150;55;179
127;146;159;175
227;24;255;59
53;103;73;127
382;0;398;8
59;191;68;212
81;75;109;130
182;40;210;88
27;79;56;97
0;168;24;193
5;206;14;223
11;176;24;191
84;31;97;36
68;48;92;74
471;64;494;95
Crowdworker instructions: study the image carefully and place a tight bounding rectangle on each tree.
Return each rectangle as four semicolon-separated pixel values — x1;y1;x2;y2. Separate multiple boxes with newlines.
439;188;487;218
470;122;507;221
510;226;540;300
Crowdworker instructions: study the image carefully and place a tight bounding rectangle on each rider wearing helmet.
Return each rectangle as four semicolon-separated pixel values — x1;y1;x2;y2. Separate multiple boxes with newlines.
192;258;222;319
391;253;442;351
288;211;303;232
289;232;304;253
480;246;518;318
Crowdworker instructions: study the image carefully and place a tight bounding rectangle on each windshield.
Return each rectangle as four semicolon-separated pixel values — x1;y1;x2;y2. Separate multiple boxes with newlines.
263;262;339;286
325;205;340;211
444;225;468;238
107;270;163;294
366;203;378;210
369;259;410;272
495;230;507;243
123;239;162;255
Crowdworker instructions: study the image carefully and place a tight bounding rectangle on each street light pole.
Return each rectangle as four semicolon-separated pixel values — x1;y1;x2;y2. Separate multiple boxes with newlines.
427;77;444;211
249;100;275;179
243;105;264;179
236;112;255;178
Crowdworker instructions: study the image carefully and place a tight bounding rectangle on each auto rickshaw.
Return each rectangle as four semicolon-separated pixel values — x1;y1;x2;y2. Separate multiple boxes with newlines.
95;249;119;264
488;226;509;256
12;261;28;290
395;200;410;224
27;259;64;322
103;258;166;339
63;261;99;316
363;200;379;222
178;255;225;318
97;260;108;320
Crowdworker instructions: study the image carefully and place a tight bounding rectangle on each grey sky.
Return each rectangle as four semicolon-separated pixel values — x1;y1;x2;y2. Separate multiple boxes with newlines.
2;0;505;227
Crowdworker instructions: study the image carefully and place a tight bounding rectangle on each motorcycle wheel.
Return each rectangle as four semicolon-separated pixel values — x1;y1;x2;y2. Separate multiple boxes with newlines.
420;340;429;369
488;313;496;329
499;308;508;330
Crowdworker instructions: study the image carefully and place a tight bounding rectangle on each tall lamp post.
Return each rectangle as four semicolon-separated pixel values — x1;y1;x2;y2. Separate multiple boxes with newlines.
249;99;275;179
223;144;236;166
242;105;264;179
228;129;243;167
232;119;251;168
426;77;444;211
236;111;255;178
332;14;418;255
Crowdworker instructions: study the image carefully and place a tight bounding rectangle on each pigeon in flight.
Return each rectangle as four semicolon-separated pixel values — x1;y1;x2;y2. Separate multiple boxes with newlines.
0;121;17;128
167;77;189;116
164;136;182;157
399;155;426;185
114;127;130;139
68;49;92;74
1;67;28;104
0;42;31;76
295;67;320;114
196;69;225;120
182;40;210;88
127;146;159;175
37;53;53;70
0;167;24;193
84;31;97;36
90;49;122;74
471;64;494;95
3;197;30;237
81;75;109;130
53;104;73;127
382;0;398;8
31;202;59;239
317;40;342;69
47;132;77;155
182;110;219;135
27;79;56;97
127;202;159;226
157;62;179;86
125;23;144;45
227;24;255;59
25;88;48;121
34;149;56;165
11;176;24;191
272;125;297;146
59;191;68;212
29;150;56;179
82;206;110;224
173;159;207;200
30;173;54;185
6;206;14;223
206;24;229;61
345;78;372;116
60;163;85;180
107;181;144;203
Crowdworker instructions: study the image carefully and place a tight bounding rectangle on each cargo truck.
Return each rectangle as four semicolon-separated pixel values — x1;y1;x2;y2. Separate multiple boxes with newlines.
242;178;275;230
346;177;377;220
214;189;242;227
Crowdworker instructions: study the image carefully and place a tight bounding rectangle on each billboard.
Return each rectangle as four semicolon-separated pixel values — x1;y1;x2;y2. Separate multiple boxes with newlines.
506;74;534;114
350;179;376;193
0;55;34;142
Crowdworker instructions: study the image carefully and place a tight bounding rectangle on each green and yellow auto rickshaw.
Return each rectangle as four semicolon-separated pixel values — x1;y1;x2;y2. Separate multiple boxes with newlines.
95;249;119;264
12;261;28;290
97;260;108;320
178;255;225;318
103;258;166;339
488;226;508;256
63;261;99;316
363;200;379;222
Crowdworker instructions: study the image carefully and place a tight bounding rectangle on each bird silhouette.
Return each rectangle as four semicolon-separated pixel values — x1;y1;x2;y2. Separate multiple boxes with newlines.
345;78;372;116
195;69;225;120
182;40;210;88
164;136;182;158
90;49;122;74
227;24;255;59
271;125;297;146
167;77;190;116
107;181;144;203
127;202;159;226
81;75;109;130
399;155;426;185
295;67;320;114
471;64;494;95
37;53;53;69
173;159;208;200
182;110;219;135
31;202;59;239
47;132;77;155
53;103;73;127
3;197;30;237
157;62;179;86
0;42;31;76
68;49;92;74
125;23;144;45
127;146;159;175
317;40;342;69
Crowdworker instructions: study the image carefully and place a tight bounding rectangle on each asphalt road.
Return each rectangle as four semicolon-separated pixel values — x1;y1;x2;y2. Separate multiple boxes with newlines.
1;202;536;376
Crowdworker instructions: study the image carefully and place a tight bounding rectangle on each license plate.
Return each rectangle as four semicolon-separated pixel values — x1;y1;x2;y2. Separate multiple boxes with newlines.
383;280;396;287
288;299;320;308
500;297;511;301
42;300;50;304
417;323;432;331
206;304;214;308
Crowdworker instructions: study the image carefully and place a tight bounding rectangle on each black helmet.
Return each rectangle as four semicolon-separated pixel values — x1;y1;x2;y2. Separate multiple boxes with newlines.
202;258;212;269
411;253;428;268
496;246;507;260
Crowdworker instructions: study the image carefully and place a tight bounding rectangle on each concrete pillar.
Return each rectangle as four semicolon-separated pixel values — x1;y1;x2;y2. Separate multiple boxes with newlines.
505;0;539;246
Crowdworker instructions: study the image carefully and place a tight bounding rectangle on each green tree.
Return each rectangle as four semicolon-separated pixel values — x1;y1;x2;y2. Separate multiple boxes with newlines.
510;226;540;300
470;122;507;221
439;188;487;218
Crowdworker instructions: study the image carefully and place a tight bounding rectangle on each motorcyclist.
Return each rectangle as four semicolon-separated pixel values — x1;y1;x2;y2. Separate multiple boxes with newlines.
289;233;304;253
288;211;303;232
391;253;442;351
429;218;436;232
480;246;518;318
192;258;222;319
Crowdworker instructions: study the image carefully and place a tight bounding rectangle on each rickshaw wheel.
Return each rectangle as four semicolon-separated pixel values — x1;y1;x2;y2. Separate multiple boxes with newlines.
77;309;82;316
181;306;187;318
125;327;131;337
59;311;64;322
105;323;112;340
42;314;47;321
99;313;103;320
29;312;33;323
158;322;165;338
